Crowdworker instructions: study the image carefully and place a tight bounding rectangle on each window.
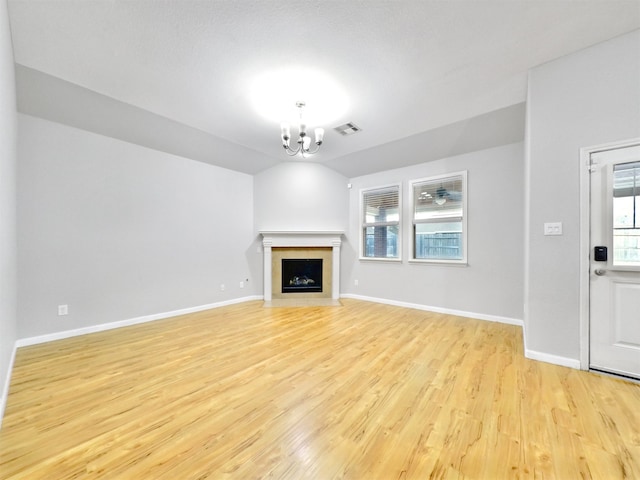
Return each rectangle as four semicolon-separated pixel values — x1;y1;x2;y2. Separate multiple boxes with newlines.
361;185;400;259
410;172;467;263
613;161;640;266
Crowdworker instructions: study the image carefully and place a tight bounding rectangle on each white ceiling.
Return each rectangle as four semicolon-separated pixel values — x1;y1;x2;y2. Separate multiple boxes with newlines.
7;1;640;177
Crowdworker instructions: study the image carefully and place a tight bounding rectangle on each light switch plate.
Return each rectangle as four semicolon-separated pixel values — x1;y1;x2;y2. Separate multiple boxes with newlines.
544;222;563;235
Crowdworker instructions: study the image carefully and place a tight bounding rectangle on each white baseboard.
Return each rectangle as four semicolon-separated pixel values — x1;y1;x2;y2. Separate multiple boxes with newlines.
522;318;581;370
16;295;263;348
524;348;581;370
0;343;17;430
342;294;583;370
340;293;523;326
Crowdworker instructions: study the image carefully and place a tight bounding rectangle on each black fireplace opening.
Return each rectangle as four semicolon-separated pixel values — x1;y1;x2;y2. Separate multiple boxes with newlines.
281;258;323;293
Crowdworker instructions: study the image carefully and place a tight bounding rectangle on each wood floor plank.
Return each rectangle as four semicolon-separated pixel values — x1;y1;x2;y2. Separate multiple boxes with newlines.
1;299;639;479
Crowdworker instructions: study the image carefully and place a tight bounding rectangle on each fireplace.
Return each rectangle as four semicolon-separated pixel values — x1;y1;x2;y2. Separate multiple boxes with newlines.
270;247;330;299
282;258;323;293
260;231;343;303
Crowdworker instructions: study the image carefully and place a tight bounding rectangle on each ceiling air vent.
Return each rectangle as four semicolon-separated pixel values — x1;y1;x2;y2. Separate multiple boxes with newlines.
334;122;362;136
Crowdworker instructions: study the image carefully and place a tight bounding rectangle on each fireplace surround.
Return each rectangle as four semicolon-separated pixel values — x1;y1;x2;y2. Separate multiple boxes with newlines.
261;231;343;303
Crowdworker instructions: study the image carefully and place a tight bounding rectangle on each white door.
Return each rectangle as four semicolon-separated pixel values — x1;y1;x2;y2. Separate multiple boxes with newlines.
590;143;640;379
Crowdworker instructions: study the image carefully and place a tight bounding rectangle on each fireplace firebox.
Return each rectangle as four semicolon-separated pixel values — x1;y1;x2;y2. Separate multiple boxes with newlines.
281;259;323;293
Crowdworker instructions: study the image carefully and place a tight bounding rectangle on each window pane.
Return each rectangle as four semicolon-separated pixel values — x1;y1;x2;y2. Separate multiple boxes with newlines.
413;176;463;220
613;161;639;266
364;225;398;258
614;229;640;266
362;185;400;259
613;196;635;228
414;222;463;260
412;172;466;261
363;187;399;224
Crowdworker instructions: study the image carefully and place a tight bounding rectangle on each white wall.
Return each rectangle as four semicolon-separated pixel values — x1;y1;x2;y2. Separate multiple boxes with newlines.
0;0;17;425
17;115;260;339
343;142;524;322
254;161;349;232
525;30;640;362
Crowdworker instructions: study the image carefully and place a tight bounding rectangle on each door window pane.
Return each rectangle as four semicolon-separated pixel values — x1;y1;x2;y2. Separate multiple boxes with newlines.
613;161;640;266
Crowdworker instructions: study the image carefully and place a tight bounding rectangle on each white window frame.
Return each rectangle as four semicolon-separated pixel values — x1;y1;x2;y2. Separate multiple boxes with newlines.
360;183;402;261
409;171;468;265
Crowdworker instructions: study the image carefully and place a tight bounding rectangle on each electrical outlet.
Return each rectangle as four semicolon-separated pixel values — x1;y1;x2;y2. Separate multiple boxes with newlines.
220;284;225;291
240;281;244;289
58;304;68;316
354;279;359;286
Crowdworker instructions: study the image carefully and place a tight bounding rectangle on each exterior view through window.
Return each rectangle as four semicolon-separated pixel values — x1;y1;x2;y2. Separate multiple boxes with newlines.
411;172;467;262
362;185;400;259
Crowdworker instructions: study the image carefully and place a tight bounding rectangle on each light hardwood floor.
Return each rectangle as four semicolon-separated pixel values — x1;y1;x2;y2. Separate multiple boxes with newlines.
1;299;639;479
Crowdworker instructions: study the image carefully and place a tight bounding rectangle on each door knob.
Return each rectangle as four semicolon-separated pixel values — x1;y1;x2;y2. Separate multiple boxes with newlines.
594;269;606;276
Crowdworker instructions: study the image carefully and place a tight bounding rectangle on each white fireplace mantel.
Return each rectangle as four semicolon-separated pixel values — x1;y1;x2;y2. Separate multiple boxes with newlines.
261;231;343;301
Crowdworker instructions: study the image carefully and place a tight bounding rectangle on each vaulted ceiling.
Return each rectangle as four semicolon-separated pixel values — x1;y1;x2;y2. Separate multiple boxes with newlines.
8;1;640;177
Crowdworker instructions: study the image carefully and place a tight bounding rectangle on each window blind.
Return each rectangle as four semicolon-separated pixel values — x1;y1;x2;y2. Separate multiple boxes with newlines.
363;186;400;225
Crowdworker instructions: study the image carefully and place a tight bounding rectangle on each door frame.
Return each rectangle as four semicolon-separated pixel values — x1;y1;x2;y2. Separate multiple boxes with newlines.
579;137;640;371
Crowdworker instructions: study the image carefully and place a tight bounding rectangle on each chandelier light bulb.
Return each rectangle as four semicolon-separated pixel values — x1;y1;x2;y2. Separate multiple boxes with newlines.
280;123;290;140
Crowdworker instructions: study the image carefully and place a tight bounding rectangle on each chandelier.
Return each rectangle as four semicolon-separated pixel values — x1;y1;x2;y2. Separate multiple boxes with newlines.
280;101;325;157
